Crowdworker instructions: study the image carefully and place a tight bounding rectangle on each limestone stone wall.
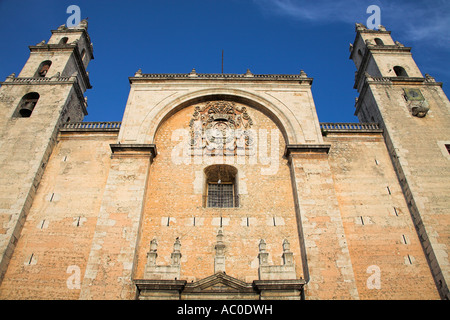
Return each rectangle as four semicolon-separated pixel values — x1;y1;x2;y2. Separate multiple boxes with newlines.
0;131;116;299
358;82;450;299
287;148;359;300
326;132;439;299
0;83;85;285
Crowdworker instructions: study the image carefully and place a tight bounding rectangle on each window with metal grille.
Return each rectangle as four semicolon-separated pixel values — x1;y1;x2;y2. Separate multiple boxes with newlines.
207;183;234;208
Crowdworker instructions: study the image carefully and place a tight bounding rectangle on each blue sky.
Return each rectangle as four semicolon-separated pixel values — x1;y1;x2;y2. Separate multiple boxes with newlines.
0;0;449;123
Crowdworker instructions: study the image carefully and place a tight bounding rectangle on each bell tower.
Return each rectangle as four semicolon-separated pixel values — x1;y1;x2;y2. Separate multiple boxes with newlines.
350;23;450;299
0;20;93;284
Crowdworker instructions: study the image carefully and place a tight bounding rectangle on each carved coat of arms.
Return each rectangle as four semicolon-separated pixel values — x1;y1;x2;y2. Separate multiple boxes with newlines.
189;101;254;153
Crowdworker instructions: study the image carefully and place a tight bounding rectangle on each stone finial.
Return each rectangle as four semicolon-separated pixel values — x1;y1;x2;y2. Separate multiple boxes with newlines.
259;239;267;252
50;72;61;81
5;73;16;83
300;70;307;78
144;237;181;280
378;25;386;31
216;229;224;243
282;239;290;252
244;69;253;77
258;239;269;266
146;238;158;265
258;240;296;280
215;229;226;255
171;237;182;265
425;74;436;82
150;238;158;252
173;237;181;252
355;23;367;31
57;24;67;31
189;68;198;77
214;229;226;273
79;19;88;30
282;239;294;266
395;41;404;47
36;40;46;46
134;69;143;77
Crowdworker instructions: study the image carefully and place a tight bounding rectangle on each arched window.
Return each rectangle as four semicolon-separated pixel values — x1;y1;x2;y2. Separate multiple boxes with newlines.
15;92;40;118
59;37;68;45
394;66;408;77
35;60;52;77
374;38;384;46
204;165;238;208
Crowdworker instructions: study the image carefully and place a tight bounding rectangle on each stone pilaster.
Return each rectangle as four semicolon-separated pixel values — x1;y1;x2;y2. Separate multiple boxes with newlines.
79;144;156;299
214;229;226;273
286;144;359;299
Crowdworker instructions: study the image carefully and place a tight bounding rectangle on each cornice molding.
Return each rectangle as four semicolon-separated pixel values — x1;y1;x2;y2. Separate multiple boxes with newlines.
110;143;157;159
129;73;313;85
284;144;331;157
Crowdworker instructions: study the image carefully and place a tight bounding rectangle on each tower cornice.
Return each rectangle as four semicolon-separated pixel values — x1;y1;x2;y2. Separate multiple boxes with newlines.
28;44;92;90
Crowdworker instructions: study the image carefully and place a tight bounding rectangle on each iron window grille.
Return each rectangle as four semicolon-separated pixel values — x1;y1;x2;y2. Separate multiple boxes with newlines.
207;183;235;208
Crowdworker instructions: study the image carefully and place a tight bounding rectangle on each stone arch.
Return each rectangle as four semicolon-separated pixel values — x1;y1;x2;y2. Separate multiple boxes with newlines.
136;88;305;145
14;92;40;118
34;60;52;78
393;66;408;77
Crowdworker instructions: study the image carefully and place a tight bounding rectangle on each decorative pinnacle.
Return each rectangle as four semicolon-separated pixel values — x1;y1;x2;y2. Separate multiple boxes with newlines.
282;239;291;252
173;237;181;252
259;239;267;252
150;238;157;252
189;68;198;77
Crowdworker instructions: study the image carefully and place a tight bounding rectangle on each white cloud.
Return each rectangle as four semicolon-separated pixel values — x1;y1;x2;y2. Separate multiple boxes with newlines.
254;0;450;49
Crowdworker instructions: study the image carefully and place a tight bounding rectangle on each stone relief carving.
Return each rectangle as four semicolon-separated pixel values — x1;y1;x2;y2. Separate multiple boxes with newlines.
188;100;255;154
403;88;429;118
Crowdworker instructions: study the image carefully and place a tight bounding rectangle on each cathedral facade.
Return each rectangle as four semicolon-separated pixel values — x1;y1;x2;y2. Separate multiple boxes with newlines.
0;21;448;300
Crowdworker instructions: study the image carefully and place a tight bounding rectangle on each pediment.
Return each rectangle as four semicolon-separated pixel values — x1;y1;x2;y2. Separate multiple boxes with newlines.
183;272;254;294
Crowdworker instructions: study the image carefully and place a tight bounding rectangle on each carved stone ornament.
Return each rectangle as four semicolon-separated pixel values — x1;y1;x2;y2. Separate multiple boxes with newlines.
189;100;254;153
403;88;429;118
